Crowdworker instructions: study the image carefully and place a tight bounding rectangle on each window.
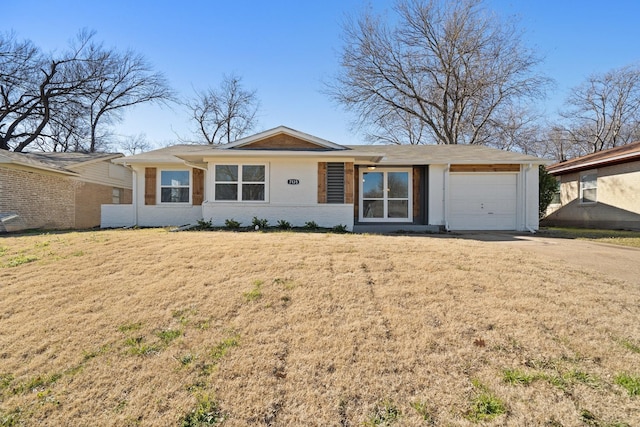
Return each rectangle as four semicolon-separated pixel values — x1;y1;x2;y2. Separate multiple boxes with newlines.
112;188;123;204
550;178;561;205
360;168;412;222
580;172;597;204
214;164;266;201
160;170;190;203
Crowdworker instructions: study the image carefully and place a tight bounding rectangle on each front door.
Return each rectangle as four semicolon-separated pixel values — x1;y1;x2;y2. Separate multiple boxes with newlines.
359;168;412;222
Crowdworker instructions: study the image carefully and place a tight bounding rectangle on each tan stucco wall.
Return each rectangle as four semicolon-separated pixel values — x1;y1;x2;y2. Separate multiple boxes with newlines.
543;160;640;229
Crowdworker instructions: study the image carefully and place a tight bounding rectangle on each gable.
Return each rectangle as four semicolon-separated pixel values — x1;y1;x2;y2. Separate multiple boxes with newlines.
235;133;329;150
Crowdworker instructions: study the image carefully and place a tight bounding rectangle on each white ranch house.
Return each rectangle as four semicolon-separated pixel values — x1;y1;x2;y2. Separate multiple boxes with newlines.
101;126;545;232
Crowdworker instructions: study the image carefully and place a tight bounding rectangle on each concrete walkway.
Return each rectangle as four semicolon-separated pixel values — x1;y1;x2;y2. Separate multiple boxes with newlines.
452;232;640;285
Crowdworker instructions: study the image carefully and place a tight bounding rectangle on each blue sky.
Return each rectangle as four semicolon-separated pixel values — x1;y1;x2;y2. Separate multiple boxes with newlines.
5;1;640;149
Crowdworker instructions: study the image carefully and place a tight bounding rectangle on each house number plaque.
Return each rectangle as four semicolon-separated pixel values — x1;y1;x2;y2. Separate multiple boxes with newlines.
287;179;300;185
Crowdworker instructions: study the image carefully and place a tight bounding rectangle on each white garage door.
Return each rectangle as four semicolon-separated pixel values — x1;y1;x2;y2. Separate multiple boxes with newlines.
449;173;517;230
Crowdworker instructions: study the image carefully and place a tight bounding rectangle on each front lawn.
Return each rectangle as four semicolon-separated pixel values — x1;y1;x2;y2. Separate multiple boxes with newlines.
0;229;638;426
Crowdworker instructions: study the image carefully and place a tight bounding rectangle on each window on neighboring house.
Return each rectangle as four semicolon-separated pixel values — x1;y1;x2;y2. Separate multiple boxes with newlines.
112;188;123;204
160;170;190;203
580;172;597;204
550;178;561;204
214;164;266;201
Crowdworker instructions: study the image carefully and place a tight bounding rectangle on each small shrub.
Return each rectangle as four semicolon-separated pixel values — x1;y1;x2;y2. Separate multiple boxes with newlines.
224;219;241;229
304;221;319;230
195;218;213;230
332;224;348;233
181;394;225;426
615;373;640;396
252;217;269;229
276;219;292;230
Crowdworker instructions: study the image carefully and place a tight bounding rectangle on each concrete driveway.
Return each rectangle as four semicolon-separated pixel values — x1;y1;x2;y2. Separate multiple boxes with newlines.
450;232;640;285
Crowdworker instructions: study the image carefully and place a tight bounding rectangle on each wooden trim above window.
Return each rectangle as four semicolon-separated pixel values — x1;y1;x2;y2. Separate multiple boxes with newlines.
450;164;520;173
144;167;156;205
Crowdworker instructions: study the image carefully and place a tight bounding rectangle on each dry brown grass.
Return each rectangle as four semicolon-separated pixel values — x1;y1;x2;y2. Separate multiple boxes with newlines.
0;229;639;426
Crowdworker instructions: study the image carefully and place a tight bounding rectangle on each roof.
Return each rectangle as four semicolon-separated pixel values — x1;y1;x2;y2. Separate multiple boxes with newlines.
344;144;546;165
223;126;347;150
547;141;640;175
0;150;124;175
114;126;547;166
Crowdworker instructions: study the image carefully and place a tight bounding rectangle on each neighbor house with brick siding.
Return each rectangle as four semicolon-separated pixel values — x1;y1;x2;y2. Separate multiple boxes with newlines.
543;141;640;230
0;151;132;232
101;126;546;232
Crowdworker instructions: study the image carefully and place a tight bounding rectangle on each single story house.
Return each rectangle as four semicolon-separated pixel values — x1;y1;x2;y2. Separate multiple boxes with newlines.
101;126;545;232
543;141;640;230
0;151;132;232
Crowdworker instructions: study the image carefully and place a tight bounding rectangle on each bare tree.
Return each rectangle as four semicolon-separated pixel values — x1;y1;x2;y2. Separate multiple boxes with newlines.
187;74;259;145
329;0;549;145
560;64;640;155
0;30;174;153
119;133;152;155
82;41;174;152
0;31;100;151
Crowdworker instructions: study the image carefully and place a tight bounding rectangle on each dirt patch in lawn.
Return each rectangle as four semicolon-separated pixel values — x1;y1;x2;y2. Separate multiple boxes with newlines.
0;229;639;426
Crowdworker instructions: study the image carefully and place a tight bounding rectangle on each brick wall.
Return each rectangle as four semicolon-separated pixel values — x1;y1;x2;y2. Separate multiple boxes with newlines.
0;167;76;229
1;166;133;231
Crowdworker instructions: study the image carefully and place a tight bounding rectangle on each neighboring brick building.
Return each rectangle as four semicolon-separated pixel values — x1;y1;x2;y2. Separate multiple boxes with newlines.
0;151;132;232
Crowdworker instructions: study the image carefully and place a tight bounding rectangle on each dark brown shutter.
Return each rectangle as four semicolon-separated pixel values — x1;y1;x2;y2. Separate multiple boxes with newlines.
192;168;204;205
144;167;156;205
344;162;354;204
318;162;327;203
413;167;421;220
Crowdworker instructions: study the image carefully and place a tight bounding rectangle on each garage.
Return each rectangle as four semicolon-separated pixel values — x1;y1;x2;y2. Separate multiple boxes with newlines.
449;173;518;230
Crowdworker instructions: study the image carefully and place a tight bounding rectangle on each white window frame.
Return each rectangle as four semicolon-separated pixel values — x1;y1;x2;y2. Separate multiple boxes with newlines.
213;163;269;203
158;169;192;204
359;167;413;223
579;171;597;205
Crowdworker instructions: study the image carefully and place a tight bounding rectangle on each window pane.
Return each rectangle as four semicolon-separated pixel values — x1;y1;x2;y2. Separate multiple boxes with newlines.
363;200;384;218
161;170;189;186
161;188;189;203
582;188;597;203
388;172;409;198
243;165;265;182
215;184;237;200
363;172;383;198
242;184;265;201
215;165;238;182
388;200;409;218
